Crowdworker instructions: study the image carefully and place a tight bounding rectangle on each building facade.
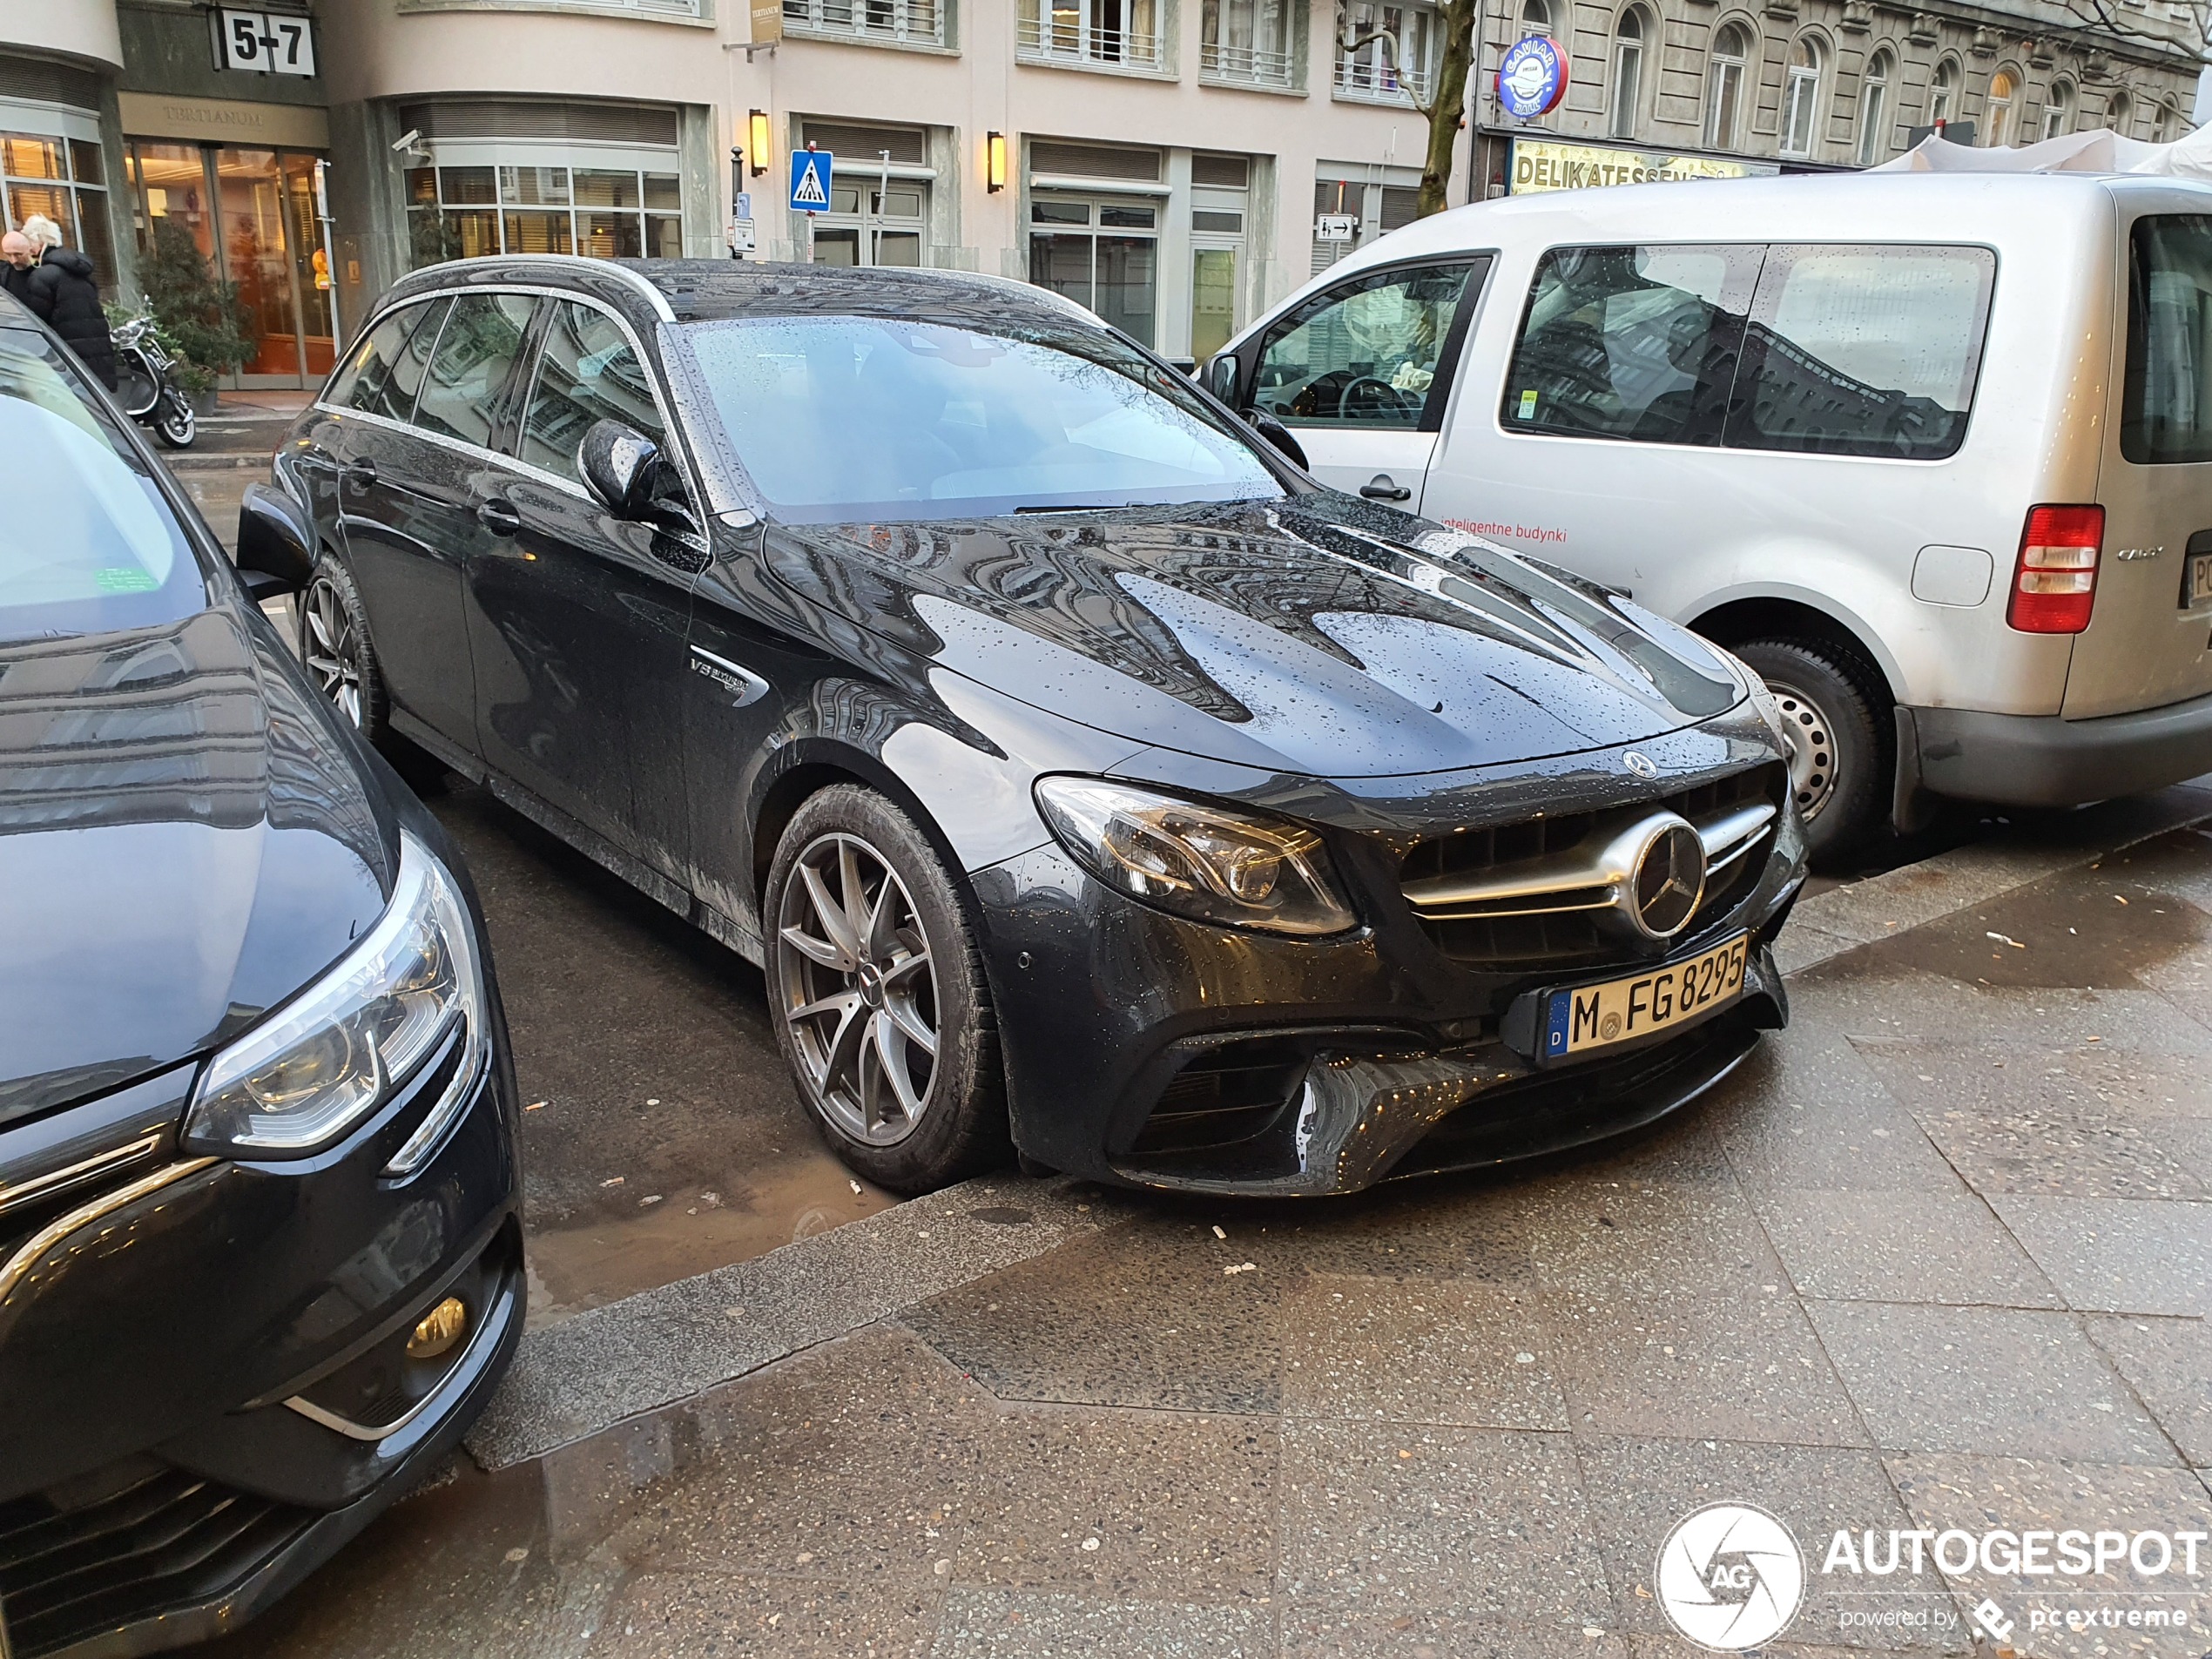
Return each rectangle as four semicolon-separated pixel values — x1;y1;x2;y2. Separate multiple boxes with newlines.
3;0;2201;384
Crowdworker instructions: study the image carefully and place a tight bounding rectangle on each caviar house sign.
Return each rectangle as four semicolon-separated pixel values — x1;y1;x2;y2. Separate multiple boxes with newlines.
1509;137;1776;193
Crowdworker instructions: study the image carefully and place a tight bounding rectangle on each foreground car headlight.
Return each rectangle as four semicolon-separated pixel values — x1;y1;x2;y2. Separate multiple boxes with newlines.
185;829;487;1173
1034;776;1356;936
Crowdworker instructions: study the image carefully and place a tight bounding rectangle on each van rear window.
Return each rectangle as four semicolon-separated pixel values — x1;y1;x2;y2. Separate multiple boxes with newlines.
2122;215;2212;465
1504;242;1995;461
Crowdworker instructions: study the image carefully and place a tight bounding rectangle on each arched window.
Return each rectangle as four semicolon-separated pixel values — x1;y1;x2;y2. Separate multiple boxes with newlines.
1985;67;2020;147
1929;58;1959;128
1610;8;1647;138
1706;23;1750;150
2106;89;2132;137
1857;49;1893;165
1781;36;1824;157
2041;79;2073;142
2153;98;2176;144
1521;0;1554;34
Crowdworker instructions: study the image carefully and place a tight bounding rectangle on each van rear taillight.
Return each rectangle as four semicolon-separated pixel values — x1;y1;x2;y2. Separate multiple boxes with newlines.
2007;504;2104;634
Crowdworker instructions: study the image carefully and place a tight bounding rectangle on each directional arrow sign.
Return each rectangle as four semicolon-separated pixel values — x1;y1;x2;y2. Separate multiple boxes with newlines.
789;148;833;214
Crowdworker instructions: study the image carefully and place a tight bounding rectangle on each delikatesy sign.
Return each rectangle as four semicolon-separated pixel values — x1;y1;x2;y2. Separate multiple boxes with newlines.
1496;35;1568;119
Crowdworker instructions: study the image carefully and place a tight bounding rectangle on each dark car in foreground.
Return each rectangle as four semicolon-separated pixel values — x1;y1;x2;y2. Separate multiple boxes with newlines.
256;254;1806;1198
0;294;523;1657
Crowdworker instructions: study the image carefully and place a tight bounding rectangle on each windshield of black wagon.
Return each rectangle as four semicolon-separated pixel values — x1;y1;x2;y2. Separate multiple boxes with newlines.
674;314;1285;523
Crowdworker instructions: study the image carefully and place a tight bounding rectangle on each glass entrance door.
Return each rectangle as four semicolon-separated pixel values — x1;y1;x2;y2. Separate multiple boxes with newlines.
1027;197;1158;347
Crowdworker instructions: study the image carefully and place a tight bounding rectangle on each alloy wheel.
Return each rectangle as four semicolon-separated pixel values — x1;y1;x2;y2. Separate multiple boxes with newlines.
1764;678;1838;820
303;577;364;728
774;832;941;1146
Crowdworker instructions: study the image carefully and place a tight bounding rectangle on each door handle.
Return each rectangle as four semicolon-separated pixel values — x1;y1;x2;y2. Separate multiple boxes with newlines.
1359;474;1413;502
475;498;522;535
341;458;377;488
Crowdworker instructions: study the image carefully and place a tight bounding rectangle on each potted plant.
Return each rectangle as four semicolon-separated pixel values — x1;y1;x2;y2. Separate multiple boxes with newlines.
136;218;254;411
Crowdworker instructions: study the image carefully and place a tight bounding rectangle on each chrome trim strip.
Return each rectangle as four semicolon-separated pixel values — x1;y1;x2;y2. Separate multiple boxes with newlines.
283;1266;517;1442
1697;801;1777;862
0;1157;220;1308
0;1133;165;1220
689;644;772;707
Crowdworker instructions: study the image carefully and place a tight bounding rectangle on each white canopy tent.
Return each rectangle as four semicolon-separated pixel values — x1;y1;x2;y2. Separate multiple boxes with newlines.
1872;123;2212;179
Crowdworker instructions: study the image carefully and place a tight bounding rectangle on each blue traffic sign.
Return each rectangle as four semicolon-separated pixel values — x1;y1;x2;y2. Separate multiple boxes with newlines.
1496;35;1568;120
789;148;833;214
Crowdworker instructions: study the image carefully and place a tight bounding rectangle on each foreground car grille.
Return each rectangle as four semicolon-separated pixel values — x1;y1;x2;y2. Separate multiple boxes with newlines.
0;1465;313;1658
1399;762;1787;968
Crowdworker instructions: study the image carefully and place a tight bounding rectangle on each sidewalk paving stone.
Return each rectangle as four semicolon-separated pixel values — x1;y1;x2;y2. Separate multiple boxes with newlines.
1984;1196;2212;1317
1804;1301;2179;1463
1744;1187;2060;1307
2080;1314;2212;1467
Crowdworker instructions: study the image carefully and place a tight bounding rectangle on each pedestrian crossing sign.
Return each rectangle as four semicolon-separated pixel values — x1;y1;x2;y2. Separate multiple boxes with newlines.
789;148;833;214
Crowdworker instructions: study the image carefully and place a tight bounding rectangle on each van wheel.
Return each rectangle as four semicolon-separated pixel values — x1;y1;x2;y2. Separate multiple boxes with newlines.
299;555;391;745
1735;638;1888;866
766;785;1008;1195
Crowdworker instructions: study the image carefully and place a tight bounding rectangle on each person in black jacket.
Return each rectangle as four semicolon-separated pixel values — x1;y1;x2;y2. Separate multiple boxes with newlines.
22;215;117;390
0;231;35;311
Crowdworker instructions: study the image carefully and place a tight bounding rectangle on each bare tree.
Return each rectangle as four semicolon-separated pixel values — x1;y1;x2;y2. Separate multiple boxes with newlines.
1338;0;1483;216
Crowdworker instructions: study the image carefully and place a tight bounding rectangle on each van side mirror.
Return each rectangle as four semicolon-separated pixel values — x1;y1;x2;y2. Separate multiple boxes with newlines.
235;482;314;593
1205;353;1241;405
1249;412;1309;471
580;419;665;520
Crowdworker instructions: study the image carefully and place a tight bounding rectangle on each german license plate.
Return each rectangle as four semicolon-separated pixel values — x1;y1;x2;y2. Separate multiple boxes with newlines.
1541;934;1749;1062
2187;551;2212;607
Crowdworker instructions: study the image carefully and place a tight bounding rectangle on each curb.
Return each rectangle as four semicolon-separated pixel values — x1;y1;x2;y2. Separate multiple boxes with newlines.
166;453;271;473
462;780;2212;1472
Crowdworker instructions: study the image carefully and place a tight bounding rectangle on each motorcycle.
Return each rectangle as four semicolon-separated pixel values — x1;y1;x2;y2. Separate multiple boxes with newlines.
111;314;198;449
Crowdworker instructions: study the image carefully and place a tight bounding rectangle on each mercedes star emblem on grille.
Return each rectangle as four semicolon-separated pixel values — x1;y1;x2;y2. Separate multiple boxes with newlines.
1631;819;1709;939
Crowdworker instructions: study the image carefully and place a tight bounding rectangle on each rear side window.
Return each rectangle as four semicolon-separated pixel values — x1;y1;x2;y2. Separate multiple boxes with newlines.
520;300;664;482
1251;261;1485;430
2123;215;2212;464
414;293;537;448
1504;241;1994;461
1729;245;1993;459
1503;246;1761;445
333;297;448;424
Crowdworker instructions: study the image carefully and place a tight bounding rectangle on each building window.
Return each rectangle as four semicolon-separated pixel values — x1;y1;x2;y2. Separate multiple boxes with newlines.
2153;99;2176;145
1520;0;1553;32
1705;24;1750;151
1018;0;1164;69
1609;9;1645;140
3;131;112;288
1929;58;1958;128
783;0;945;47
1028;197;1158;346
2106;90;2131;137
1336;1;1438;102
406;163;682;266
1857;49;1892;165
1985;67;2019;148
813;179;927;266
2042;80;2073;141
1780;37;1824;158
1203;0;1295;87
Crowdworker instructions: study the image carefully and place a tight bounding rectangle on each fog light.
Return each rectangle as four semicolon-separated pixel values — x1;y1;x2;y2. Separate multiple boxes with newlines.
407;1295;469;1360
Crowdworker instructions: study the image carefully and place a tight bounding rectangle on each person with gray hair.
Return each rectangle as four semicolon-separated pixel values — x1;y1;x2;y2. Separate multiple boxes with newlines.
20;212;117;389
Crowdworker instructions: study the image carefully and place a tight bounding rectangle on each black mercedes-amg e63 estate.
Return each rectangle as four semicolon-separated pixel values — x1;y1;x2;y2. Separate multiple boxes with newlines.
254;254;1806;1198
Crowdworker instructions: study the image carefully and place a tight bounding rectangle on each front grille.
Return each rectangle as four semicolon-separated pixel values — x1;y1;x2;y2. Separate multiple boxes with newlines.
0;1465;314;1659
1399;763;1786;968
1126;1038;1310;1157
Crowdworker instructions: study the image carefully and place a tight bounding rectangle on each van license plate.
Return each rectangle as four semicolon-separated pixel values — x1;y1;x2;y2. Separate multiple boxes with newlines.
1541;934;1749;1061
2188;552;2212;608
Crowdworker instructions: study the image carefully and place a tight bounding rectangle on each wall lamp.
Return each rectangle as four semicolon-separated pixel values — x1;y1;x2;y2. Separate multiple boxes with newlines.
748;109;772;177
987;130;1008;192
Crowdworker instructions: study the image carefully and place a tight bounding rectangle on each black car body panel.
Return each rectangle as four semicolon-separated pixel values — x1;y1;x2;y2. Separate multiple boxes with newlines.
0;299;521;1659
275;254;1804;1200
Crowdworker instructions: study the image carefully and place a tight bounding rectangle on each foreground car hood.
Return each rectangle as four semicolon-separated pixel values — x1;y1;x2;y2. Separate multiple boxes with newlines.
764;496;1743;779
0;606;392;1124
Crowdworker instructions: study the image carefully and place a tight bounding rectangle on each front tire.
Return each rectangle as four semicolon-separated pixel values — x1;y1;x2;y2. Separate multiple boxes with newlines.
1735;637;1888;866
152;394;195;449
298;555;390;744
766;785;1008;1194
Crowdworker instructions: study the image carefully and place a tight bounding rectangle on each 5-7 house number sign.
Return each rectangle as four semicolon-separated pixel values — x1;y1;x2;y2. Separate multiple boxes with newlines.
213;9;317;77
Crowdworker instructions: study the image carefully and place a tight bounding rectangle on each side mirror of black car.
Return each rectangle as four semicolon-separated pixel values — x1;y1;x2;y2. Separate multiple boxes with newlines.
579;419;665;520
235;482;314;595
1249;412;1309;472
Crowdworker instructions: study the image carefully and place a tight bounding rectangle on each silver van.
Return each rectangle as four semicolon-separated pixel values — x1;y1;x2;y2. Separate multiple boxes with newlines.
1207;172;2212;858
